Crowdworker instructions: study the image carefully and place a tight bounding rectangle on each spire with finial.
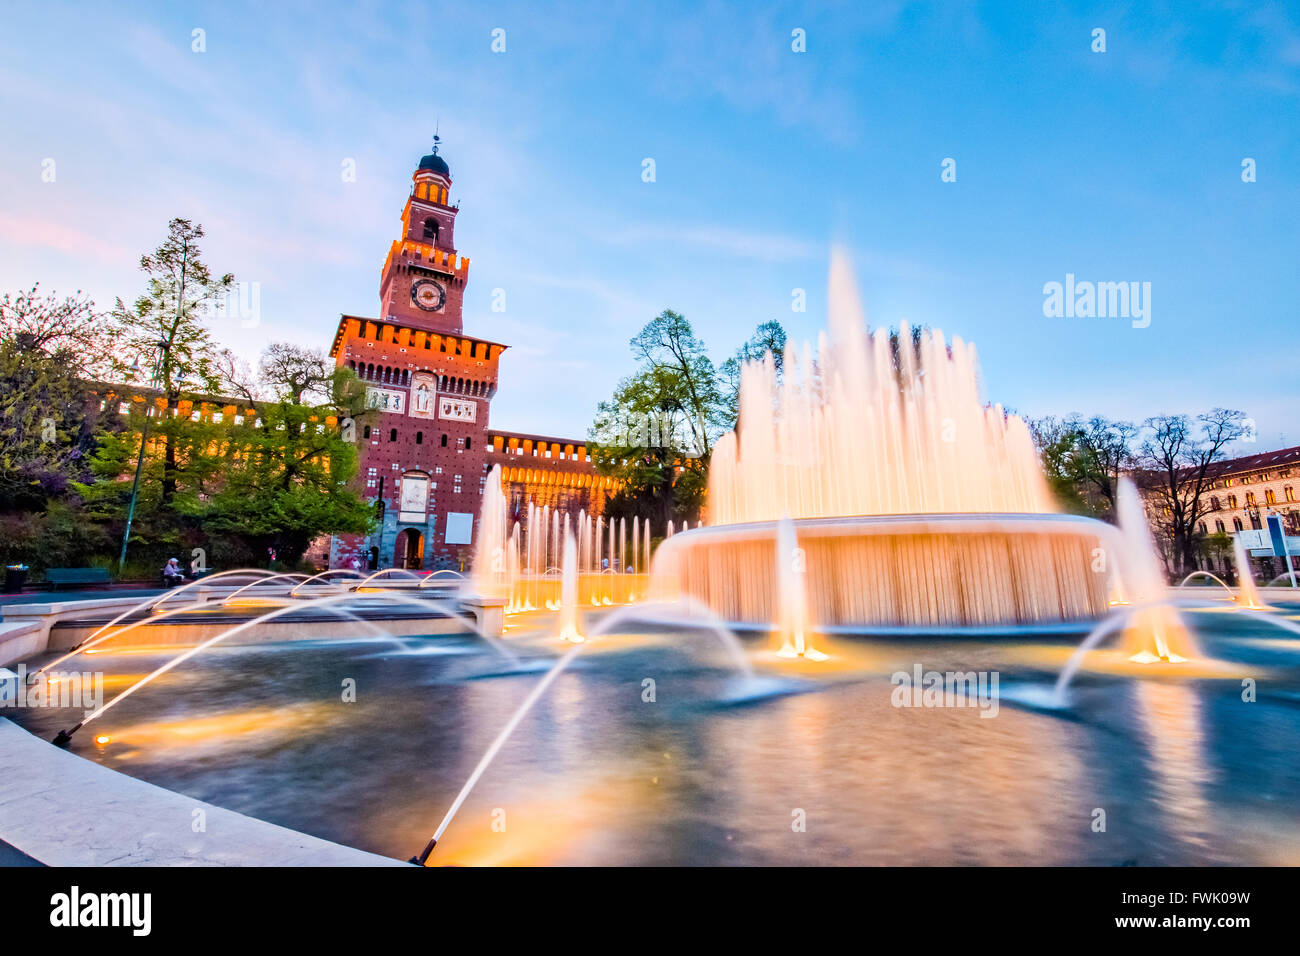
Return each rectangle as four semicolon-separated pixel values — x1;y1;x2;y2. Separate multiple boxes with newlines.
417;128;450;178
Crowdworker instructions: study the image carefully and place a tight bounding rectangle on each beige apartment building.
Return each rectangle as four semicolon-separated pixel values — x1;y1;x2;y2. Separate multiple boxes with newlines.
1145;444;1300;580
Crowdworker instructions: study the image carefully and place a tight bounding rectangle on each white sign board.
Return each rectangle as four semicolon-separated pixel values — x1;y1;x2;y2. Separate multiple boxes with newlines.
1237;528;1300;557
444;512;474;545
398;473;429;524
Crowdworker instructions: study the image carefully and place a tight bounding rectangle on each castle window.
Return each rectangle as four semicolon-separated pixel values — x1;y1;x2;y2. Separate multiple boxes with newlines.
1266;489;1277;506
1287;486;1296;502
1215;520;1225;533
416;431;423;445
465;437;472;450
390;428;397;442
423;218;438;242
363;425;371;439
1233;518;1243;531
441;434;448;447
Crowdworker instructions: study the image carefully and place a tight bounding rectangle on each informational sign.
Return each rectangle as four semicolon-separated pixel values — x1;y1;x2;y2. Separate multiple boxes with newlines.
408;372;437;420
1267;512;1298;586
1238;526;1300;558
366;387;404;414
398;472;429;524
445;512;474;545
1267;513;1289;557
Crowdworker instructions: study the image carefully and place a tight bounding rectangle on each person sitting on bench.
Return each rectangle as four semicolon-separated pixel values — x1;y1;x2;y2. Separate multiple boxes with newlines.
162;558;186;587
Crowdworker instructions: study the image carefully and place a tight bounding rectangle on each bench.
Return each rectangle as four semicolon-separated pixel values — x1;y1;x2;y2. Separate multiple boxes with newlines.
45;568;112;590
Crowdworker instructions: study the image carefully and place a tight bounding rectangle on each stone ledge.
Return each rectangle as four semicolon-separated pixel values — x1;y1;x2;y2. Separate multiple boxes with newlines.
0;718;405;866
0;622;45;670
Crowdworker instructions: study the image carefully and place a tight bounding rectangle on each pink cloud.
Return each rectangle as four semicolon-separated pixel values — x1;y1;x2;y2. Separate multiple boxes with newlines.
0;213;127;266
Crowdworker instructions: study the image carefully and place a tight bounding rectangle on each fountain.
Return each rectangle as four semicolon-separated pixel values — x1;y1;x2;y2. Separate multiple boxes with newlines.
556;523;583;643
773;516;826;660
651;250;1114;634
1232;533;1268;610
469;464;510;601
1113;478;1194;663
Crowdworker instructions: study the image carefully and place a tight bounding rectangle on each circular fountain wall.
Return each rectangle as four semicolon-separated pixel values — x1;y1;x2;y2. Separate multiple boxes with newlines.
651;513;1115;633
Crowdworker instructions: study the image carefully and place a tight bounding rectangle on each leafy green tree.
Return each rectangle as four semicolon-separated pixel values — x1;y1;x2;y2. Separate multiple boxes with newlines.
590;311;725;526
628;310;725;458
718;319;787;426
107;218;233;511
76;394;225;563
206;345;374;565
1029;414;1136;520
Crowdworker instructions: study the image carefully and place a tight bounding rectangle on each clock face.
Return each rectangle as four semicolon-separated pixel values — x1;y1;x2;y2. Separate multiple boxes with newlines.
411;278;446;312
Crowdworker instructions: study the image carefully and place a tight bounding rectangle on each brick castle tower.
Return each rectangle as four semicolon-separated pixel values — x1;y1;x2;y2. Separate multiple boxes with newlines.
327;139;612;573
329;138;505;571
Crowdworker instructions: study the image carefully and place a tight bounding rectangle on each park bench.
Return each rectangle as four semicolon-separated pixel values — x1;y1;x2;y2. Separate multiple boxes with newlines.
45;568;112;590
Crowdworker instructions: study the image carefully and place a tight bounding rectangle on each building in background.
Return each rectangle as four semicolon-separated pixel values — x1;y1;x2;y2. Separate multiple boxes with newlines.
1143;444;1300;581
328;142;606;571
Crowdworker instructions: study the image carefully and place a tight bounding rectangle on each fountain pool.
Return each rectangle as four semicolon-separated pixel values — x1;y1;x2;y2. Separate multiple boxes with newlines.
8;597;1300;865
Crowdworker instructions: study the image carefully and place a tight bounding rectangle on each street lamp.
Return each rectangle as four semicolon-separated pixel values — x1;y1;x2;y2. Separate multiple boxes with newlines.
117;339;169;572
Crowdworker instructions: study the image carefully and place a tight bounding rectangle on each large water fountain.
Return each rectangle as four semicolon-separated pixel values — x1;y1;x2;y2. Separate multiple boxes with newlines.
7;248;1300;868
650;251;1115;634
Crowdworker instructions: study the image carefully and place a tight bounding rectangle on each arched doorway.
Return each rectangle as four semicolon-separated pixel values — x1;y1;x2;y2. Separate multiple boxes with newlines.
396;529;424;569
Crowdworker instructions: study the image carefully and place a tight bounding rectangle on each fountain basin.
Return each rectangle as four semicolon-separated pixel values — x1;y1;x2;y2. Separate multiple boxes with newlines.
650;513;1116;633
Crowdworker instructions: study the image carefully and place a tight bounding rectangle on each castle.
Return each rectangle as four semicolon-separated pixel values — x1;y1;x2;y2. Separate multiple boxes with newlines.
327;141;614;572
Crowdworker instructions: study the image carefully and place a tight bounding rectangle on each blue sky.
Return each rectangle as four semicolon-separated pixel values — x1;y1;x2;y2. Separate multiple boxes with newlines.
1;1;1296;448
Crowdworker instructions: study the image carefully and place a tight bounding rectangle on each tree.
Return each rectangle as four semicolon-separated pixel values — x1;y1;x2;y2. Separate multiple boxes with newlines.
256;343;339;405
107;218;233;512
1029;416;1094;515
1138;408;1247;577
590;311;727;526
1029;414;1136;520
1072;416;1138;518
204;345;374;566
0;284;115;374
0;287;110;513
718;320;787;426
628;310;725;458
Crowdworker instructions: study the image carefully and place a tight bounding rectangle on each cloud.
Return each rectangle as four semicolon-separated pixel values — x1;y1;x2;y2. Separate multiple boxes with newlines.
0;213;126;266
600;222;822;262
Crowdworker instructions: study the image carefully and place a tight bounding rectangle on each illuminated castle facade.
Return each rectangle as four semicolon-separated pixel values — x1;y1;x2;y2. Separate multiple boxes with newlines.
327;142;615;571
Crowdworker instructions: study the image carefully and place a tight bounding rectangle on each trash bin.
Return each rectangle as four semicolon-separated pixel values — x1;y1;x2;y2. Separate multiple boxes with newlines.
5;564;29;592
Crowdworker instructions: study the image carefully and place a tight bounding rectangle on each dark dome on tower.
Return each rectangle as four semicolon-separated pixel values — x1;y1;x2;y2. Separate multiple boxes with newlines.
418;152;449;175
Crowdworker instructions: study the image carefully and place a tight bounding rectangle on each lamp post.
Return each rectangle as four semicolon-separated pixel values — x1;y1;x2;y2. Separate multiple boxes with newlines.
117;339;169;572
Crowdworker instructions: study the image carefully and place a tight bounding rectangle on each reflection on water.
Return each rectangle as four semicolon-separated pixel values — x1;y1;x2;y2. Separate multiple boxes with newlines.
11;604;1300;865
1133;681;1212;857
